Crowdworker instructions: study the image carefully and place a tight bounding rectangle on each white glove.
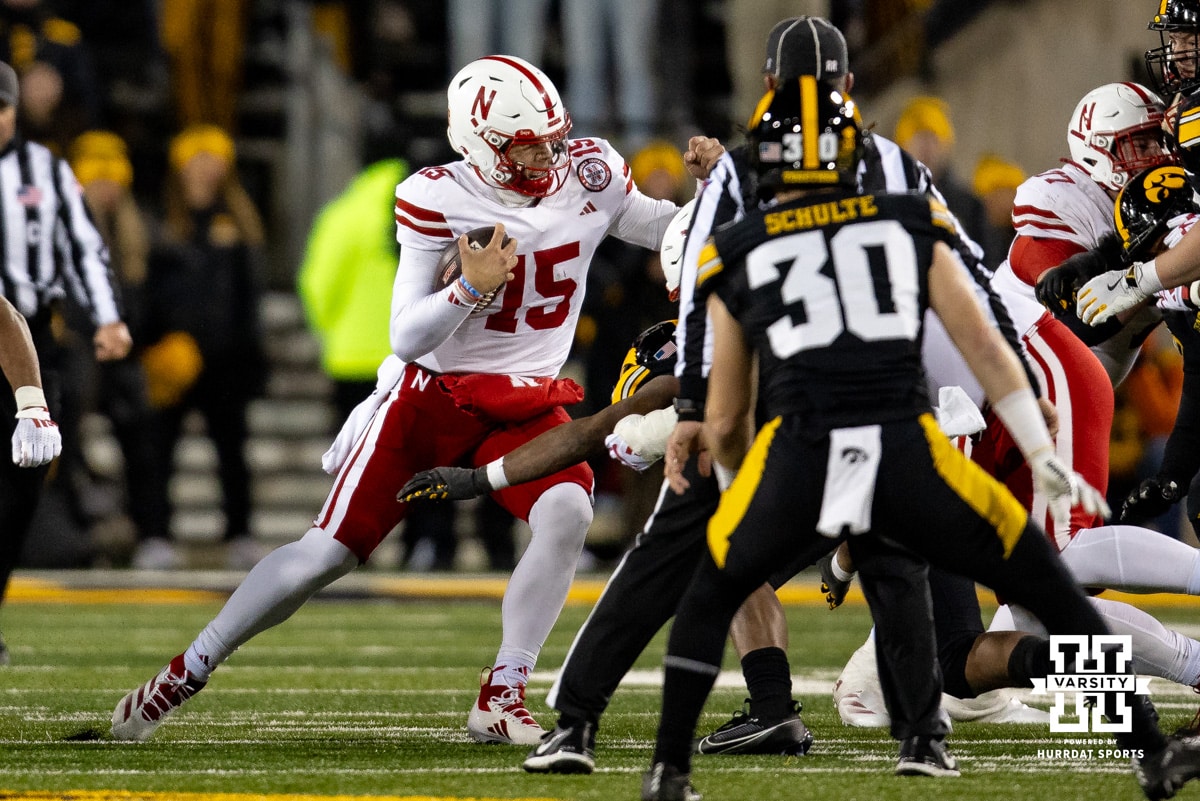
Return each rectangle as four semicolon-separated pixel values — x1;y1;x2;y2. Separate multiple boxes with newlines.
605;406;677;473
605;431;654;472
1156;281;1200;312
1076;261;1163;325
1029;447;1111;527
12;406;61;467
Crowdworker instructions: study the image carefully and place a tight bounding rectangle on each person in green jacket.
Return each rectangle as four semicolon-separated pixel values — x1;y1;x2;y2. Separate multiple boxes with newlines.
298;158;409;418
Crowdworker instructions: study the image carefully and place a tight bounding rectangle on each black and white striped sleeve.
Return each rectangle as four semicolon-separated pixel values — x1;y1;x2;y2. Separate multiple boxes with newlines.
52;154;121;325
674;151;747;412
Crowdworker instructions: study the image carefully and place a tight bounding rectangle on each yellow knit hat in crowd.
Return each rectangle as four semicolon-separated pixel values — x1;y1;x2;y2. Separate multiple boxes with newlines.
169;124;236;173
894;96;956;149
973;153;1026;197
70;130;133;188
630;140;687;190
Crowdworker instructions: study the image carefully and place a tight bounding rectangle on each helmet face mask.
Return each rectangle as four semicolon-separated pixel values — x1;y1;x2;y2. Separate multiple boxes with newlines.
1067;83;1174;192
1147;0;1200;96
747;76;863;199
1115;164;1195;260
446;55;573;198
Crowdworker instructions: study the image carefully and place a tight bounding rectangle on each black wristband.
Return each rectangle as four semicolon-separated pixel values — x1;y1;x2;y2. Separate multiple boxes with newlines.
673;397;705;423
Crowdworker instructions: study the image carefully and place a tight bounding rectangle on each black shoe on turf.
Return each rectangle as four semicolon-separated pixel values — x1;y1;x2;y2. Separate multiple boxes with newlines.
523;722;595;774
642;762;702;801
694;699;813;756
1136;736;1200;799
895;735;961;777
817;551;853;609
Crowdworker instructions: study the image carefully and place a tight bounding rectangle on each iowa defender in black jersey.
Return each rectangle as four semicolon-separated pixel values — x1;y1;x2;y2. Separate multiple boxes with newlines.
641;77;1200;801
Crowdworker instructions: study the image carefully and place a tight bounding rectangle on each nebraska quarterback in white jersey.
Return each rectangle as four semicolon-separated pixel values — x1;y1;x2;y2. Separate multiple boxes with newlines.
108;54;727;747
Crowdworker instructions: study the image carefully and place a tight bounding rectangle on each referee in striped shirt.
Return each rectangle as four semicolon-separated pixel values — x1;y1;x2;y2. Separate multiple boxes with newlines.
0;59;131;662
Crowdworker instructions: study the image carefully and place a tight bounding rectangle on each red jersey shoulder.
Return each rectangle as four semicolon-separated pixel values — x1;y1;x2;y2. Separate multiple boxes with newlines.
568;137;632;195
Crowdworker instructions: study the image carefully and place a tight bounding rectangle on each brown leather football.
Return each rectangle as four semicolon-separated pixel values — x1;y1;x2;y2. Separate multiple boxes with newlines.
433;227;513;310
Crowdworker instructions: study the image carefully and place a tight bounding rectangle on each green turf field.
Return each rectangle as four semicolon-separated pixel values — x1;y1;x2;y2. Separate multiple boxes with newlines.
1;584;1198;801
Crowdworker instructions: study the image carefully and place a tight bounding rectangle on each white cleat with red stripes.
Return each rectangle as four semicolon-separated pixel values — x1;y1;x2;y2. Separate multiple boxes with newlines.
467;666;546;745
111;654;207;741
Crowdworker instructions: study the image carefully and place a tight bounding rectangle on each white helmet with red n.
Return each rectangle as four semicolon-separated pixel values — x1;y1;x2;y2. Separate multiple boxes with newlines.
1067;82;1173;192
446;55;573;198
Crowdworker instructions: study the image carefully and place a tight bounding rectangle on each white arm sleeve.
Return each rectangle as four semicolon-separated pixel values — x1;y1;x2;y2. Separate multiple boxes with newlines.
608;188;678;250
389;246;473;362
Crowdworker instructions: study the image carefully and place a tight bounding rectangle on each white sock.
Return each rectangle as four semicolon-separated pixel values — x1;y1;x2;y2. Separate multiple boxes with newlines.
490;483;591;683
492;649;537;687
183;528;358;682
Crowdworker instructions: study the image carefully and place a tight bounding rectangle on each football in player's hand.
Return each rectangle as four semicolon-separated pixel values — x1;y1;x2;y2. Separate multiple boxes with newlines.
433;227;513;308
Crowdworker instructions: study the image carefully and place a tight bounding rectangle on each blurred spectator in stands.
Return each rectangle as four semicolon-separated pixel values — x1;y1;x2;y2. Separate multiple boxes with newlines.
0;0;100;152
57;0;167;123
561;0;658;151
894;95;987;248
446;0;552;75
145;124;266;570
68;131;174;568
972;152;1025;269
159;0;248;131
1120;328;1186;539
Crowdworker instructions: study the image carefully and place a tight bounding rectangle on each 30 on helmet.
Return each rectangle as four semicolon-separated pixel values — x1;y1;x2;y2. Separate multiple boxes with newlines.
1147;0;1200;97
1067;82;1173;193
1115;164;1196;259
659;199;696;302
446;55;573;198
611;320;678;404
747;75;862;199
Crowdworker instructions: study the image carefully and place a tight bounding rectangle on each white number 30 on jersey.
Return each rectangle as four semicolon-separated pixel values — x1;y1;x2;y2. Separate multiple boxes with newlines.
746;220;921;360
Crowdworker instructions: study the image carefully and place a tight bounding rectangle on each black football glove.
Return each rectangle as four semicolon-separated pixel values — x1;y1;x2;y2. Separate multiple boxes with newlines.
1035;233;1129;313
1035;259;1083;313
1119;475;1184;523
817;551;854;610
397;466;491;503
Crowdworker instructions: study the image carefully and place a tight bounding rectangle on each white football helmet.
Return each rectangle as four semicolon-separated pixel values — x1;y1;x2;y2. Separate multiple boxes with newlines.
1067;82;1173;192
659;199;696;301
446;55;573;198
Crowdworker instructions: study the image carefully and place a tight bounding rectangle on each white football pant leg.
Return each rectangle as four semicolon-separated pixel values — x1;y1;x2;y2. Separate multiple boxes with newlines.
493;482;592;682
186;528;359;679
1059;524;1200;594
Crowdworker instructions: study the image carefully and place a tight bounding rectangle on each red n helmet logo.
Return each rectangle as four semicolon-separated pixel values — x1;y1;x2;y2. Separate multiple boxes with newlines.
473;87;497;121
1077;102;1096;133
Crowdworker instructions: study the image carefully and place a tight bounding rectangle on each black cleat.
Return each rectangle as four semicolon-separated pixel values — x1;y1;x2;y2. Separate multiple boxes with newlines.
523;722;596;774
895;735;961;777
817;551;853;609
642;762;702;801
1136;736;1200;799
694;699;813;755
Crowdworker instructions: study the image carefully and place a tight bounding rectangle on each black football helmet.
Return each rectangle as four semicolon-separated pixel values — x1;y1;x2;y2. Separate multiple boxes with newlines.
747;75;862;199
1115;164;1197;259
610;320;678;404
1147;0;1200;96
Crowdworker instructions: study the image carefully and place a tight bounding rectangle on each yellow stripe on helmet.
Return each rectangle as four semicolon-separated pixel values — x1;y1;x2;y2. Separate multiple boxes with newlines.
801;75;819;169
